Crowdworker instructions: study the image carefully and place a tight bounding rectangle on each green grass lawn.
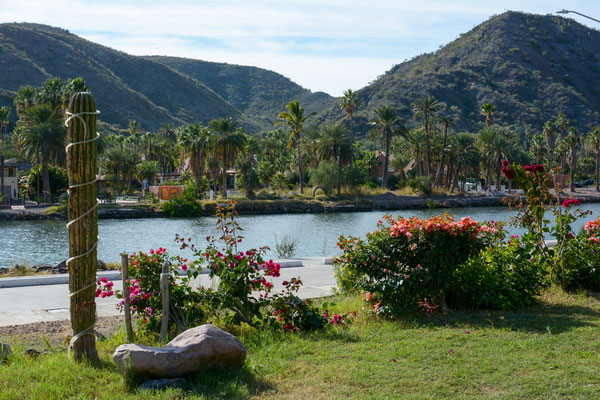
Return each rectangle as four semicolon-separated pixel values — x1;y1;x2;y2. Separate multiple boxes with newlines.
2;288;600;399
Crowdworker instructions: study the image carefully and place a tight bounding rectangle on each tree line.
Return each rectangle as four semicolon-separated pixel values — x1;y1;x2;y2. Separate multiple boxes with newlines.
2;77;599;205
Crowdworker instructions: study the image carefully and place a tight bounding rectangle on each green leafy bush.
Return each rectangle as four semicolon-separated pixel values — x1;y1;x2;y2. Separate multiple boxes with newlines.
162;196;202;217
450;233;548;309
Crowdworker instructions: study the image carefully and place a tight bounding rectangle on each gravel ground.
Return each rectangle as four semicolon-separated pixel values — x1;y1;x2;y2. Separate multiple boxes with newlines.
0;316;126;350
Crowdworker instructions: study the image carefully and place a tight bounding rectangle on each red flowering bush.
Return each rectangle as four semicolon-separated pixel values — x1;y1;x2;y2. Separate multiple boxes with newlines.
97;247;206;333
179;201;330;331
334;214;502;316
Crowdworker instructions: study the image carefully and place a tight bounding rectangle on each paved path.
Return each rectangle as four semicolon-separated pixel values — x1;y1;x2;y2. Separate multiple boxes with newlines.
0;258;336;327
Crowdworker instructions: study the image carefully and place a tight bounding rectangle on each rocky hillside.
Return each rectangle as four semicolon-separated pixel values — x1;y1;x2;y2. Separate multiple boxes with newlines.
319;11;600;135
148;56;336;127
0;23;334;132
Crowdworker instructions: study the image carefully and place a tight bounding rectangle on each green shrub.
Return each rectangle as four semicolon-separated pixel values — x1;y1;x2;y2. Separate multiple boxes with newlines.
162;197;202;217
450;234;548;310
408;176;432;196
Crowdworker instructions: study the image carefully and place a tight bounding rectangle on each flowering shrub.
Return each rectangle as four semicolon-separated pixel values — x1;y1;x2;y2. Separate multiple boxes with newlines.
334;215;502;316
268;278;329;331
98;247;206;333
178;201;330;331
503;161;594;290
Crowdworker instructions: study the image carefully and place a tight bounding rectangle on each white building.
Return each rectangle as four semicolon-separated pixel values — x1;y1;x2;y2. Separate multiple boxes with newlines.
0;158;18;202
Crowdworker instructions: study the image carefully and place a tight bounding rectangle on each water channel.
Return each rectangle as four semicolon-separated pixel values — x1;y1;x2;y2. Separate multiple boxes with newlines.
2;204;600;269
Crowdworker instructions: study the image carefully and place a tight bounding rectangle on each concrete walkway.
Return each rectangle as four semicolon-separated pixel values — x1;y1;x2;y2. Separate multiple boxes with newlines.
0;258;336;327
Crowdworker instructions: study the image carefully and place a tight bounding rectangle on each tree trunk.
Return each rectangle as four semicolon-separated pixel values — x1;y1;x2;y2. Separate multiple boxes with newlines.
560;154;566;188
297;137;304;194
570;149;576;193
42;157;50;203
596;150;600;192
434;124;448;187
0;126;4;204
425;116;432;177
337;146;342;198
450;165;459;193
496;157;502;192
382;134;390;188
66;92;100;364
222;152;227;197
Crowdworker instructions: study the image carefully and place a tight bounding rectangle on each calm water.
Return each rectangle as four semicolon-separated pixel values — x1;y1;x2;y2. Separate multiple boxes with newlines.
2;205;600;268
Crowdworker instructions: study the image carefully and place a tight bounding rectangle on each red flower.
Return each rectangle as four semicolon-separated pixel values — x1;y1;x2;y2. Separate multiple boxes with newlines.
533;165;544;173
502;160;510;168
502;167;515;180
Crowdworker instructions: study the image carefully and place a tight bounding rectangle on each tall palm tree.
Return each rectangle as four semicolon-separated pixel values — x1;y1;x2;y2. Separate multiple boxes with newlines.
567;127;579;192
413;96;442;176
63;77;91;106
177;124;211;195
555;113;570;187
588;126;600;192
36;77;65;109
477;126;515;191
434;115;454;187
209;117;247;197
369;105;407;188
13;85;36;116
14;104;65;203
317;124;352;197
0;106;10;203
276;100;311;194
480;103;496;128
340;89;359;163
448;133;479;193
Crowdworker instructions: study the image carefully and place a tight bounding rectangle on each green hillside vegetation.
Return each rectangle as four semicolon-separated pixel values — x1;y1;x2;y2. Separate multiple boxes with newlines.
319;11;600;136
0;23;251;132
148;56;336;127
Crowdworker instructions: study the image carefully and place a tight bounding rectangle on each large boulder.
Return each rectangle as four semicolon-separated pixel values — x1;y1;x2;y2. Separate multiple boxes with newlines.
113;324;246;377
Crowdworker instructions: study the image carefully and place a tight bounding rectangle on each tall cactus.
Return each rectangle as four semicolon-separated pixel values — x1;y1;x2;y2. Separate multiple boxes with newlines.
66;92;100;364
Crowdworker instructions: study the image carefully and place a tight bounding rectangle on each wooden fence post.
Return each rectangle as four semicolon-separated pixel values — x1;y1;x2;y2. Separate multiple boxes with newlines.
159;261;170;344
121;253;134;342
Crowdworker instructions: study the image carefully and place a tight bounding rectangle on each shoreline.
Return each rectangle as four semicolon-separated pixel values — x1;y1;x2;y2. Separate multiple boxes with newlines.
2;188;600;221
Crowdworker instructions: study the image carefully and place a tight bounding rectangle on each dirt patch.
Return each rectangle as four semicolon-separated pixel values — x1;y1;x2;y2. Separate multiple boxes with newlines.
0;316;126;350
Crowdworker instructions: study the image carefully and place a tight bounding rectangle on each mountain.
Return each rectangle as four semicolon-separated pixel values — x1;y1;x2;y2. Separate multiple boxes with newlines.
147;56;337;127
319;11;600;135
0;23;335;133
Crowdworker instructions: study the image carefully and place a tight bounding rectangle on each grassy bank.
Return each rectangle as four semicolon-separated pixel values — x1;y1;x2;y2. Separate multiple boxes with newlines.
2;288;600;399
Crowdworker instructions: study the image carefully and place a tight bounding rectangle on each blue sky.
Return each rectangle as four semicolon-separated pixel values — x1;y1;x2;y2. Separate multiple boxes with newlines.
1;1;599;96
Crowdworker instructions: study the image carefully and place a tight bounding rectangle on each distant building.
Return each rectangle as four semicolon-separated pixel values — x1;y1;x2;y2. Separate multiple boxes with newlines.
0;158;18;202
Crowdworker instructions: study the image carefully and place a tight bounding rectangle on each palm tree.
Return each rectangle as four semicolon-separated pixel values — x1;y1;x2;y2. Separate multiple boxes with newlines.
480;103;497;127
588;126;600;192
209;117;247;197
14;104;65;203
102;147;138;192
276;100;311;194
434;115;454;187
340;89;359;163
448;133;479;193
63;77;91;106
369;105;407;188
236;135;259;198
317;124;352;197
0;106;10;204
477;126;515;191
555;113;570;187
36;77;65;109
413;96;442;176
13;85;36;116
177;124;211;195
567;127;579;192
